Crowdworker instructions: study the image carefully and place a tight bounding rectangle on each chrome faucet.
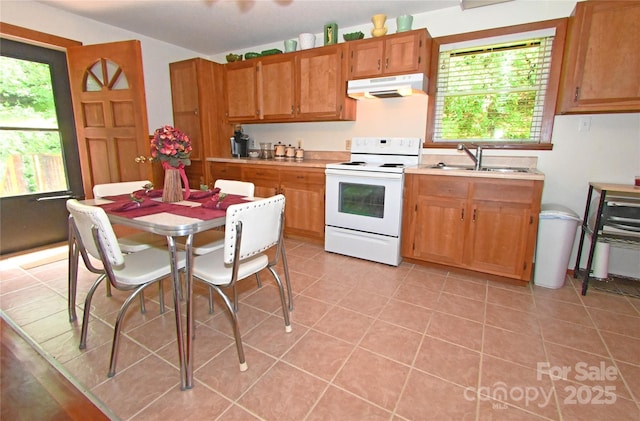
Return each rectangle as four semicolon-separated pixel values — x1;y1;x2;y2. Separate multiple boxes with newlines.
457;143;483;171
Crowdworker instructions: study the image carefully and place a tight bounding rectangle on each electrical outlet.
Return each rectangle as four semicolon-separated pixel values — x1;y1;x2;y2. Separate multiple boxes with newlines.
578;117;592;132
345;139;351;151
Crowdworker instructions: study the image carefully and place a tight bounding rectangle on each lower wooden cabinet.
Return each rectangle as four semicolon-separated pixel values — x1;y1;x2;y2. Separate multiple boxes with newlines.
279;168;325;241
402;174;542;281
207;161;325;242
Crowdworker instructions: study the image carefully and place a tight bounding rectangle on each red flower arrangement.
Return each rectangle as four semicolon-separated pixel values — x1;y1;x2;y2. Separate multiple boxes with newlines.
151;125;192;168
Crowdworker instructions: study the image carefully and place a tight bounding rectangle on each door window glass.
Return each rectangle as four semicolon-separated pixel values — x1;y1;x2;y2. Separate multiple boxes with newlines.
85;59;129;91
338;182;385;218
0;56;68;196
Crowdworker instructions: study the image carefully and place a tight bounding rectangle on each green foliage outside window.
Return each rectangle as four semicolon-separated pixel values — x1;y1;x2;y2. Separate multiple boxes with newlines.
0;56;64;194
435;38;552;142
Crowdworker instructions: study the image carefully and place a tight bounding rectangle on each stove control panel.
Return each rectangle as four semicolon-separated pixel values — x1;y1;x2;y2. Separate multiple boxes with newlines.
351;137;422;155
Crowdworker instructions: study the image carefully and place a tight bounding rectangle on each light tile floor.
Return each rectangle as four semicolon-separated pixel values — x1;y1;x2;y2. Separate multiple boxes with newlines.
1;239;639;420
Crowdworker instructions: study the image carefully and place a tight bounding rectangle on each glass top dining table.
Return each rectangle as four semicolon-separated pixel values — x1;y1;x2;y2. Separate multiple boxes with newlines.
85;195;228;390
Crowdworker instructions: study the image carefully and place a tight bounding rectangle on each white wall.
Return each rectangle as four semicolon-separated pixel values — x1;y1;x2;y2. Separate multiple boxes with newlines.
1;0;201;130
3;0;639;277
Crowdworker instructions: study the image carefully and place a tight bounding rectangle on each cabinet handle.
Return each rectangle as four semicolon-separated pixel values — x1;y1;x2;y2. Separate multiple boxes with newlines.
291;105;294;115
134;155;147;163
193;108;199;116
385;57;389;69
461;208;465;220
473;209;477;222
377;59;381;71
574;87;580;102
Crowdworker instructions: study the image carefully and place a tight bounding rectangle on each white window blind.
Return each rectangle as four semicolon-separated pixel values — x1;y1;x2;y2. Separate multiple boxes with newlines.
433;31;555;143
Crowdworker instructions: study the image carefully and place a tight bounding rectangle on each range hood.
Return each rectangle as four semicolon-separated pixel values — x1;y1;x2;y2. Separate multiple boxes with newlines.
347;73;426;99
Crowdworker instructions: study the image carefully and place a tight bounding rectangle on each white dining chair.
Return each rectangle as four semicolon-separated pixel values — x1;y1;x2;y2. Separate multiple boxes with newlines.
67;180;166;322
177;179;257;313
187;179;255;255
66;199;186;377
93;180;166;253
192;194;291;372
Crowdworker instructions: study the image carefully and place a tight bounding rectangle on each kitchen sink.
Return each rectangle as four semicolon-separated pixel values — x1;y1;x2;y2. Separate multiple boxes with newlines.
427;163;476;171
480;167;533;173
427;163;534;173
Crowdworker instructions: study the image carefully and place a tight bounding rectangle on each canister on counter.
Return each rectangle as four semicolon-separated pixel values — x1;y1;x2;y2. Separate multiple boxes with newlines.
285;144;296;159
295;147;304;161
274;142;286;159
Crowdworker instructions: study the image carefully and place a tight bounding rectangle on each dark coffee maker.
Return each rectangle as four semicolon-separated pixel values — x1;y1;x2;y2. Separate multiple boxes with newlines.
231;127;249;158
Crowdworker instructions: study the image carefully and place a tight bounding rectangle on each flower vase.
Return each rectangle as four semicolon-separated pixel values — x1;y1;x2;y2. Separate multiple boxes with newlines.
162;168;183;203
371;14;388;37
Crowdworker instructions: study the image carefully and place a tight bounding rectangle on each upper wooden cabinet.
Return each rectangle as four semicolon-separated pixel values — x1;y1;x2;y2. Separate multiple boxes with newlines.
347;29;431;80
558;0;640;114
224;45;356;123
224;60;260;121
169;58;227;188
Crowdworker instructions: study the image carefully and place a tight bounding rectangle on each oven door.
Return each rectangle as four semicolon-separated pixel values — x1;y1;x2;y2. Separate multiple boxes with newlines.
325;168;403;237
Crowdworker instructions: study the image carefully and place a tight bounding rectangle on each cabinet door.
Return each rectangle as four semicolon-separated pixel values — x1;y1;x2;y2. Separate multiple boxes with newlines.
280;168;325;240
405;175;468;265
348;38;384;79
296;45;350;119
260;55;296;120
465;201;533;278
242;166;280;198
558;1;640;113
413;196;467;265
465;179;540;279
384;32;425;76
225;61;259;121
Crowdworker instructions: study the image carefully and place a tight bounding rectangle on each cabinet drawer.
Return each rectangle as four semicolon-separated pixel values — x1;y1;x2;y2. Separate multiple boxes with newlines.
242;166;280;182
472;179;535;203
209;162;242;181
280;168;325;186
418;175;468;199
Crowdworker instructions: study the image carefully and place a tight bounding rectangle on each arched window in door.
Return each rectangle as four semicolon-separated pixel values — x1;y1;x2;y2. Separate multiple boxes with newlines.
84;58;129;92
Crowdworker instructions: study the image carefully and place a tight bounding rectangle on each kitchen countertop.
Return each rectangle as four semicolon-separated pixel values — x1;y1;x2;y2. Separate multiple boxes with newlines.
208;154;545;180
406;165;545;181
407;154;545;181
206;156;338;169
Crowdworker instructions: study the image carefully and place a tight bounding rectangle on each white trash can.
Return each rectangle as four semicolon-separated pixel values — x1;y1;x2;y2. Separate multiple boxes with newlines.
533;204;581;289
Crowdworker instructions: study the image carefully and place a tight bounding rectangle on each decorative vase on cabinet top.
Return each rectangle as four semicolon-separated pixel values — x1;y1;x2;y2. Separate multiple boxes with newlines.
371;14;388;37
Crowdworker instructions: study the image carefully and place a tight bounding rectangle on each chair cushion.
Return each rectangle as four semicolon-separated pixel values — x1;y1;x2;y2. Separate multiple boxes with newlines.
193;248;268;286
114;247;186;287
118;232;166;253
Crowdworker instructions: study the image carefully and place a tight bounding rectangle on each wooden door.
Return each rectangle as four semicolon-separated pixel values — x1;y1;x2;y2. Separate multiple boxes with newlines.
225;61;259;121
384;31;424;76
260;55;296;120
405;175;468;265
465;201;532;278
559;0;640;113
279;168;325;241
296;45;345;118
67;40;150;198
348;38;384;79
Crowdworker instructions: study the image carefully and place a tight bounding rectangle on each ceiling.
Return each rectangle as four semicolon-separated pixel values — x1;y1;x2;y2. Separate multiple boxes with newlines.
36;0;463;56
